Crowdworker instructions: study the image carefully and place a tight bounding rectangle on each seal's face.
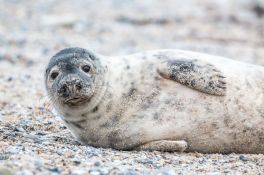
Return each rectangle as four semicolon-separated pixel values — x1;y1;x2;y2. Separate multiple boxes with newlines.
45;48;102;108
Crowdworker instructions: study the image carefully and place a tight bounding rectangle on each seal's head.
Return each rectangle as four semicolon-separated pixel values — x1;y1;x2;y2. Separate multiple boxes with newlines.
45;47;105;112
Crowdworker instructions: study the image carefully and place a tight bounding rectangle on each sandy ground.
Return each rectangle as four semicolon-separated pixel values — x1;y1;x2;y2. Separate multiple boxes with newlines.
0;0;264;174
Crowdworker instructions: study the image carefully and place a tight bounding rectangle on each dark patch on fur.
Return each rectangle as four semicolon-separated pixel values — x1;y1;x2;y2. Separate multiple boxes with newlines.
92;106;99;113
108;130;120;148
165;99;171;104
65;112;70;116
205;105;213;113
100;122;110;128
132;114;144;119
92;115;101;120
141;89;160;109
191;80;196;87
107;130;137;150
153;113;159;120
100;115;119;128
127;88;137;97
111;115;120;124
224;115;235;129
106;102;112;113
169;60;195;81
211;123;218;128
233;133;237;140
169;99;185;111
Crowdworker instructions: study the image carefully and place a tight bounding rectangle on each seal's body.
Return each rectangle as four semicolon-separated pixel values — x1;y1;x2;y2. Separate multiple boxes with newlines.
45;48;264;153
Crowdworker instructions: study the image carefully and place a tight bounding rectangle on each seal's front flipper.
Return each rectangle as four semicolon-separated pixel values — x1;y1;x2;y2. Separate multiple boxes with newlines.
135;140;187;152
157;59;226;96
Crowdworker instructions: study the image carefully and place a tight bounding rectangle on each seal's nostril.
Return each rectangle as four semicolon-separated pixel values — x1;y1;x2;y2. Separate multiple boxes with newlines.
76;82;82;91
58;84;69;97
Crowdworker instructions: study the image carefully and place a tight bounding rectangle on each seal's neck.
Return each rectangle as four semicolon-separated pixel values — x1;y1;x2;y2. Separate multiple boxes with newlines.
84;55;110;113
86;73;109;113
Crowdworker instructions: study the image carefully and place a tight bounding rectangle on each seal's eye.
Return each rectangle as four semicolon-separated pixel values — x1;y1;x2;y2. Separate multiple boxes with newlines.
82;65;91;73
50;72;59;80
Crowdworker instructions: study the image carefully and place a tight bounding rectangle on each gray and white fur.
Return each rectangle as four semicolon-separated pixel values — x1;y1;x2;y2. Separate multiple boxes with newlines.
45;47;264;153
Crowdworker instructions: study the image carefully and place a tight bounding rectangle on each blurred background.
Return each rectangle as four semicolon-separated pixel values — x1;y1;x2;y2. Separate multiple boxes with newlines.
1;0;264;174
0;0;263;65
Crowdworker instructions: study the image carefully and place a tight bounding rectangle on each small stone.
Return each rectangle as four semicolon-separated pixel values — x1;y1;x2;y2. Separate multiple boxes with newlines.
43;121;53;125
13;127;25;132
94;161;101;166
59;124;67;129
73;160;81;165
239;155;247;161
198;158;206;164
50;167;60;173
35;132;46;136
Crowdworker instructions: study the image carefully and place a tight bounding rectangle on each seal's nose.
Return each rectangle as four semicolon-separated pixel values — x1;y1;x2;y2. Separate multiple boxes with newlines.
58;79;83;98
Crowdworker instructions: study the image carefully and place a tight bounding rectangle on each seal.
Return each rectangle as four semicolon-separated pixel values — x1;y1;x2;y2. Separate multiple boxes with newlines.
45;47;264;153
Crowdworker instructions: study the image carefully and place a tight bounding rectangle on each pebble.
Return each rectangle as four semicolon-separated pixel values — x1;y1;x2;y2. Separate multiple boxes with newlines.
13;127;25;132
49;167;60;173
239;155;247;161
73;160;81;165
94;161;101;166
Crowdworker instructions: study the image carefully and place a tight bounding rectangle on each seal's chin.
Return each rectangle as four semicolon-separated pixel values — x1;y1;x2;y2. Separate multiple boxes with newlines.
63;96;91;106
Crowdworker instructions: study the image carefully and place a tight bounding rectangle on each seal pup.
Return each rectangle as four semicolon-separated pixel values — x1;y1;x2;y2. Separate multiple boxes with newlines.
45;47;264;153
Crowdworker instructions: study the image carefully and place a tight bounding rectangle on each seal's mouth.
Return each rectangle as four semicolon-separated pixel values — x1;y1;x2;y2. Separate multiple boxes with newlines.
64;96;90;106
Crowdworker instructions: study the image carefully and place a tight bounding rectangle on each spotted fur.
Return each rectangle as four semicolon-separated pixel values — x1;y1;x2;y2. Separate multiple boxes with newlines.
45;48;264;153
